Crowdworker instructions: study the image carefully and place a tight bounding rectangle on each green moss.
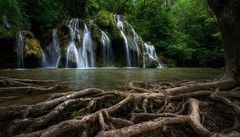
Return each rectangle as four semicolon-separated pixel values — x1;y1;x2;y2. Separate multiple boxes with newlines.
21;30;34;39
149;60;158;68
0;24;15;39
109;26;120;40
62;40;70;53
71;111;78;118
95;11;115;29
24;38;42;59
90;24;101;44
57;24;70;40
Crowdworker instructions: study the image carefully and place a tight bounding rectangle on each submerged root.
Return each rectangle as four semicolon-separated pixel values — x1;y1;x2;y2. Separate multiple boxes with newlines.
0;78;239;137
0;77;69;102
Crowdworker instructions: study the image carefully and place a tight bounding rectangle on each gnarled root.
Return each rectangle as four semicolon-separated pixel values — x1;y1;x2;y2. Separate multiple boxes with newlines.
0;79;239;137
0;77;69;101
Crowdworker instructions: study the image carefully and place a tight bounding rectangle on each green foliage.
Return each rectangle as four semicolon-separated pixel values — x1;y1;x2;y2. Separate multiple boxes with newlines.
95;11;115;29
168;0;223;67
22;0;60;29
0;0;224;67
21;30;34;39
125;0;176;56
167;43;195;65
0;25;15;39
0;0;29;29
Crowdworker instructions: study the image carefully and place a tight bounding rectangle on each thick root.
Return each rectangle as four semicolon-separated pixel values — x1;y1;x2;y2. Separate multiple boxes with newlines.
0;79;239;137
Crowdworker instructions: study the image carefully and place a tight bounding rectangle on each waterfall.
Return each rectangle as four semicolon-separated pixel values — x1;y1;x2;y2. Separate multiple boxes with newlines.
42;29;61;68
132;28;140;56
17;31;24;68
143;43;162;68
131;28;140;65
13;17;161;68
66;19;81;68
114;15;131;67
66;41;80;68
80;24;95;68
101;30;113;66
65;18;95;68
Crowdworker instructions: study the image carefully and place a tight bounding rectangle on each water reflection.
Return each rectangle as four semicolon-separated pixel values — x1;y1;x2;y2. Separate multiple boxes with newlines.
0;68;222;90
0;68;222;106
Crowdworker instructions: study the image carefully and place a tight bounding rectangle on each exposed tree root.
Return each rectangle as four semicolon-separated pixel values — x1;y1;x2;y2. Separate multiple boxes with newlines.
0;78;240;137
0;77;69;102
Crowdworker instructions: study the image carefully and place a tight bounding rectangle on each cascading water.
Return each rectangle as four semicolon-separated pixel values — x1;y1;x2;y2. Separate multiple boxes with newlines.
143;43;162;68
65;19;95;68
100;30;113;66
130;27;141;65
114;15;131;67
17;31;24;68
123;21;140;57
132;28;140;56
66;41;80;68
65;19;79;67
66;19;81;68
79;24;95;68
13;16;162;69
41;29;61;68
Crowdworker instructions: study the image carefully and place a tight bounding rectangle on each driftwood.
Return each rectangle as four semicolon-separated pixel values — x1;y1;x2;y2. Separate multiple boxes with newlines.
0;78;240;137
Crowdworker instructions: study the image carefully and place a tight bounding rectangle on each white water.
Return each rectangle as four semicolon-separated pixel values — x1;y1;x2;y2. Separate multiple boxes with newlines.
80;24;95;68
101;30;113;66
42;29;61;68
143;43;162;68
131;28;141;65
66;19;81;68
66;41;81;68
65;19;95;68
114;15;131;67
17;31;24;68
132;29;140;55
15;17;161;68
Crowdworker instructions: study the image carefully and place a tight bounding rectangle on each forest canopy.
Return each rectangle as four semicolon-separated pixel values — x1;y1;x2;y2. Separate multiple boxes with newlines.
0;0;223;67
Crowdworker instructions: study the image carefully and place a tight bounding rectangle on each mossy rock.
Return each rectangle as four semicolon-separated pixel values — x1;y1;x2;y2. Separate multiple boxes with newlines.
21;30;34;39
138;39;144;50
143;54;160;68
149;60;159;68
24;38;42;59
57;24;70;40
95;11;115;29
90;24;101;46
109;26;122;42
62;41;70;55
0;24;15;39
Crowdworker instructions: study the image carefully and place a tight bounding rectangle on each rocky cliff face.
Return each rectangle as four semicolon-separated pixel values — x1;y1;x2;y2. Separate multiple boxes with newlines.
1;12;162;68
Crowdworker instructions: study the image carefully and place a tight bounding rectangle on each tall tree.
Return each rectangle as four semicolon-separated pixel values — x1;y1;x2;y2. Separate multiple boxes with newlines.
208;0;240;80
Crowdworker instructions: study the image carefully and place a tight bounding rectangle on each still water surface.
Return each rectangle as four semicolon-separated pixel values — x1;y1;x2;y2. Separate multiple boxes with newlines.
0;68;222;106
0;68;222;90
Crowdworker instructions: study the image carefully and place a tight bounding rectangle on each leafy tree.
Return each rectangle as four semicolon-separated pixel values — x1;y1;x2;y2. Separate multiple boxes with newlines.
22;0;60;29
168;0;223;67
0;0;29;29
126;0;175;54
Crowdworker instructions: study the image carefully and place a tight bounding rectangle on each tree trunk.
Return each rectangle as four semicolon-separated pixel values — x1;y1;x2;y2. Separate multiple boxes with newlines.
208;0;240;80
